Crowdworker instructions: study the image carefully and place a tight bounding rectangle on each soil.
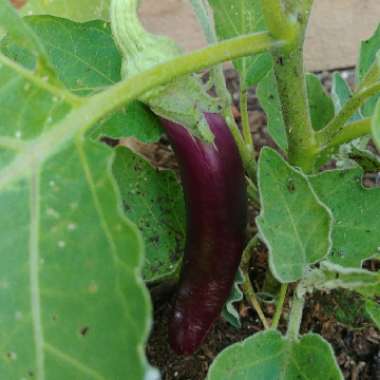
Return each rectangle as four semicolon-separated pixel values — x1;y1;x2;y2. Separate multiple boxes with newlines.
143;69;380;380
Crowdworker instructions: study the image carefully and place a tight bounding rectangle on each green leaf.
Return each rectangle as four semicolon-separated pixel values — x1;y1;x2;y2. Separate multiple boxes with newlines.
222;269;244;328
0;141;155;379
256;148;332;283
0;16;155;379
366;299;380;328
331;73;362;121
358;24;380;83
207;330;343;380
372;98;380;149
331;73;369;169
357;24;380;117
208;0;271;89
2;16;162;143
0;0;48;61
21;0;111;22
91;101;163;143
306;73;335;131
3;16;120;95
310;167;380;267
113;147;185;282
256;70;288;151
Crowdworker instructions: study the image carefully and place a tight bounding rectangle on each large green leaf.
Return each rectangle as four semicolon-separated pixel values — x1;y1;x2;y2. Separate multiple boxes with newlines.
113;147;185;282
2;15;163;143
0;10;154;379
0;140;154;379
256;148;332;283
21;0;111;22
207;330;343;380
256;70;288;151
310;167;380;267
208;0;271;89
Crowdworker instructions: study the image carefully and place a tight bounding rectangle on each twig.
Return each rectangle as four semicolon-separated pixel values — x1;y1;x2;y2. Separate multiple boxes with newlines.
271;283;288;329
240;236;270;329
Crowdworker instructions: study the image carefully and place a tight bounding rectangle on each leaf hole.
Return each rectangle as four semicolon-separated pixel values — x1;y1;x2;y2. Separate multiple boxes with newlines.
5;352;16;361
80;326;90;337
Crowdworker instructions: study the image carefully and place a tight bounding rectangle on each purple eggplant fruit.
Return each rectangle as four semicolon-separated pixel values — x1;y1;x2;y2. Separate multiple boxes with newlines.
161;113;247;355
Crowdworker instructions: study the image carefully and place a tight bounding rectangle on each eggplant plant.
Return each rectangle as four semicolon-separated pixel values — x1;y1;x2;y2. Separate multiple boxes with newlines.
0;0;379;379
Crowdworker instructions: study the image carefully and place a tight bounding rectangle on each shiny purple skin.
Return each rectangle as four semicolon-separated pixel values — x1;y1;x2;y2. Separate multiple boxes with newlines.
161;113;247;355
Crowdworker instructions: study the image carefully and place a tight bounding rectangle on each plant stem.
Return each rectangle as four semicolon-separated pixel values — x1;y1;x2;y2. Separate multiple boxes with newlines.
0;32;284;190
259;0;298;42
240;236;270;329
224;112;257;179
286;291;305;341
240;89;254;154
271;283;288;329
261;1;318;172
318;82;380;145
246;176;260;206
322;118;371;150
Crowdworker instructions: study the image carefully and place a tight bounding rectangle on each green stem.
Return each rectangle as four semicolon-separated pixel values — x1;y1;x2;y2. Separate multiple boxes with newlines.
240;89;254;154
323;118;371;150
271;283;288;329
0;32;283;190
240;236;270;329
246;176;260;206
224;112;257;179
259;0;298;42
286;291;305;341
318;82;380;145
262;1;318;172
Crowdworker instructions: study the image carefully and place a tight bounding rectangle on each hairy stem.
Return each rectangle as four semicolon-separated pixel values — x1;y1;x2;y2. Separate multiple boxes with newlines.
246;176;260;206
240;89;254;154
259;0;298;42
241;236;270;330
323;118;372;150
286;291;305;341
261;1;318;172
271;283;288;329
318;82;380;145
